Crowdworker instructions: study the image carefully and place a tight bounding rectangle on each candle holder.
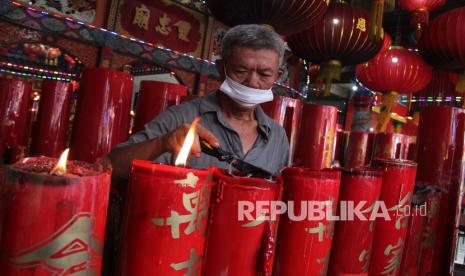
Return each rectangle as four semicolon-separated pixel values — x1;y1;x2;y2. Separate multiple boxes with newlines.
0;156;111;275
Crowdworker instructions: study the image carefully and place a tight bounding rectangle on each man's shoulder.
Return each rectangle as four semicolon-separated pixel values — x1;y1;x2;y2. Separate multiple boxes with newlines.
162;95;203;120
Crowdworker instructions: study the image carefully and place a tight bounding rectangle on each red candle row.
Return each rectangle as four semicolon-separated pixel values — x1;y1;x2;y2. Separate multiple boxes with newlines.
0;69;188;164
0;156;420;275
119;159;417;275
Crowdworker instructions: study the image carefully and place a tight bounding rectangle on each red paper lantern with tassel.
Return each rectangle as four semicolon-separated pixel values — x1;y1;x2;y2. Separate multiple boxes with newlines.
288;1;383;96
399;0;446;27
206;0;327;35
355;47;432;132
419;7;465;93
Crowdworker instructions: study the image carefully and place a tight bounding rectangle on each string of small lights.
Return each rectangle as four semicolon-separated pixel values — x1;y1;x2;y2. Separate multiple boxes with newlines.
0;68;72;81
0;61;77;77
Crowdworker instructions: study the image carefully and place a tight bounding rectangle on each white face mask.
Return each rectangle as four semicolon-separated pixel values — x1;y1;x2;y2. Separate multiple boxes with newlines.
219;75;274;108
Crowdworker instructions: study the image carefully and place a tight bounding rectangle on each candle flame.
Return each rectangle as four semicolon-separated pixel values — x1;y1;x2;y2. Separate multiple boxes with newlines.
50;148;69;175
175;117;200;166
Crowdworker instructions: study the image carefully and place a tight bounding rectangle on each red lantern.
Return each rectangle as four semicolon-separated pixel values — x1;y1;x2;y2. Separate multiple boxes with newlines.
399;0;446;27
205;0;327;35
356;47;432;132
419;7;465;92
287;1;383;96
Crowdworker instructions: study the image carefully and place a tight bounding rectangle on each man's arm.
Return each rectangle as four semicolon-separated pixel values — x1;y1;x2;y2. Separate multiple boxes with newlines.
108;134;167;181
108;123;219;181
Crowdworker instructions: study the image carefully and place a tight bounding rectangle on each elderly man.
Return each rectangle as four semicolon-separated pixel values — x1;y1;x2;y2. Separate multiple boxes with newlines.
109;24;290;180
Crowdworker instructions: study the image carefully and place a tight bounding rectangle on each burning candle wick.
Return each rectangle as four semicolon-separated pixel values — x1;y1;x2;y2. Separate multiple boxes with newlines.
175;117;201;167
50;148;69;176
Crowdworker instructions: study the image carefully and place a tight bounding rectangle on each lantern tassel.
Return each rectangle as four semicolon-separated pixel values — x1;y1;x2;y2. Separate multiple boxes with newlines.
456;72;465;94
411;9;430;27
376;91;398;133
318;60;342;97
369;0;385;41
384;0;395;12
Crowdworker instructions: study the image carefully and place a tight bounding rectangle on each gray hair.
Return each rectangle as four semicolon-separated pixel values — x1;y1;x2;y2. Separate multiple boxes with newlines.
220;24;285;66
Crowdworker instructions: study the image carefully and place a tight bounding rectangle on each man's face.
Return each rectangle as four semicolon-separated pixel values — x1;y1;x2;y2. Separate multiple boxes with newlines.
225;46;281;90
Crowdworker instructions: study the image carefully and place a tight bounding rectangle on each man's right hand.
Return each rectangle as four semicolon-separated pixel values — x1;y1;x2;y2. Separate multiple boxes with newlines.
108;121;219;181
162;123;220;159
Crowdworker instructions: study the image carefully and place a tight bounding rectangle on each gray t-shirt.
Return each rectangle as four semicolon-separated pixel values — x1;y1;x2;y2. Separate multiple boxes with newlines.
118;91;290;174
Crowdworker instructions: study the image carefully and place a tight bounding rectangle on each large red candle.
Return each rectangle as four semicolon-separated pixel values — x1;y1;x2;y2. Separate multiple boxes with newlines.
30;80;72;158
0;156;111;275
328;168;383;275
202;169;282;276
418;191;442;275
444;110;465;274
415;106;462;275
261;95;302;165
133;81;188;133
373;133;411;160
274;168;340;276
0;78;31;163
343;131;375;169
294;104;337;169
118;161;212;276
415;106;457;187
399;199;427;276
370;159;417;276
70;68;133;162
